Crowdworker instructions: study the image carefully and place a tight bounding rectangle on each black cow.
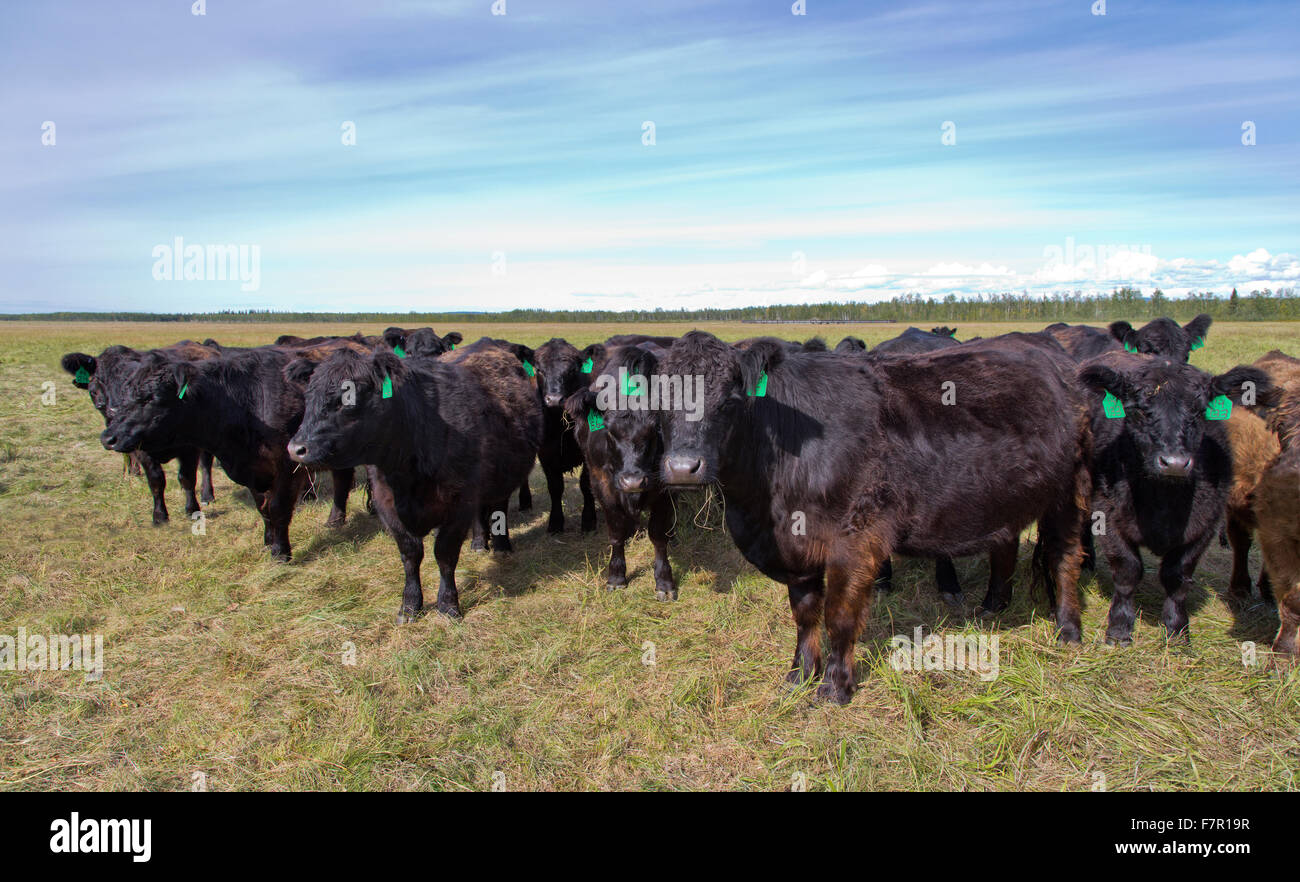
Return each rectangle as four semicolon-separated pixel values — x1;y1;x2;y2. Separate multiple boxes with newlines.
1078;351;1269;644
869;326;962;356
834;336;867;354
380;327;463;358
98;342;363;560
62;342;217;525
563;341;677;600
654;331;1091;704
527;338;606;532
1045;315;1211;362
286;341;542;621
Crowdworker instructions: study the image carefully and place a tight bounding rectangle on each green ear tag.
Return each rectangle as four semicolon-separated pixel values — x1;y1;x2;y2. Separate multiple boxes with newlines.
523;361;536;377
74;366;90;384
177;382;189;400
621;372;638;397
1102;390;1125;418
393;345;406;358
1206;394;1232;421
581;357;593;374
449;343;456;350
381;374;393;399
1124;342;1137;353
748;371;768;398
587;410;605;432
1191;336;1205;351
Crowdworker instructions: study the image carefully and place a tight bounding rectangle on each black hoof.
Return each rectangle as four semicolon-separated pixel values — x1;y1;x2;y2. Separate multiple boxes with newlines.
1057;624;1082;644
396;606;422;624
655;587;678;602
814;683;853;706
435;601;463;620
1104;633;1133;647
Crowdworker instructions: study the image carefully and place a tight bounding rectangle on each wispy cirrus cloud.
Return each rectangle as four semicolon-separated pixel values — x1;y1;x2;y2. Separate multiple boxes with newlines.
0;0;1296;312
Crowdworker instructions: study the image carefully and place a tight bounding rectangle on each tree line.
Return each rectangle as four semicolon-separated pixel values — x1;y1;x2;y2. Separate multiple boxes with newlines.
6;287;1297;323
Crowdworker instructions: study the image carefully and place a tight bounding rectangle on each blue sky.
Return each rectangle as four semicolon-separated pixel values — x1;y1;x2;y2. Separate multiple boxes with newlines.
1;0;1297;313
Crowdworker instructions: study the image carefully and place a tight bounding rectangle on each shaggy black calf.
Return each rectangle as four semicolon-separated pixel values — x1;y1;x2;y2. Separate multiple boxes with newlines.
286;344;542;621
62;342;217;524
655;331;1091;705
563;342;677;601
97;342;362;561
1078;351;1269;644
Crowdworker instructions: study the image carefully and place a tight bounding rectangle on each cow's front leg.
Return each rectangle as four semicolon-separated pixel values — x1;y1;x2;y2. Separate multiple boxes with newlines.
141;453;169;525
819;536;886;705
177;448;202;516
579;465;597;532
326;468;353;527
648;494;677;601
198;450;216;504
433;517;470;619
784;574;825;688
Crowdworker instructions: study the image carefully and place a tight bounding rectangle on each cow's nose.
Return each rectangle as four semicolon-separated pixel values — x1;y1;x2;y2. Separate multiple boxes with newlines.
544;394;563;408
1156;453;1193;477
288;442;309;462
100;431;117;450
617;473;647;493
663;455;705;485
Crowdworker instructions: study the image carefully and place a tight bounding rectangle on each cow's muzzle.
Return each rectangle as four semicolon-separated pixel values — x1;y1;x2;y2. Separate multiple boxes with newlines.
663;455;706;485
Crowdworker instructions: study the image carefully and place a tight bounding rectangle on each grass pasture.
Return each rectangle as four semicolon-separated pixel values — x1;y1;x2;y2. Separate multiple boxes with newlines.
2;319;1300;791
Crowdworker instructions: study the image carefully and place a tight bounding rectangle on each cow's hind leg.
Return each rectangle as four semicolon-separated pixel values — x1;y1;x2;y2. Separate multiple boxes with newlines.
177;448;201;516
785;574;825;688
1226;510;1255;598
979;540;1020;614
326;468;353;528
818;533;888;705
198;450;216;504
1038;511;1084;644
518;475;532;512
935;557;962;610
542;448;565;533
488;498;514;552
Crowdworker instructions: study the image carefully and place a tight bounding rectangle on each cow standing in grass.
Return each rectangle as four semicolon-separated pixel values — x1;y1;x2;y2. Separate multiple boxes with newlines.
1078;351;1270;645
654;331;1091;705
97;341;364;561
564;341;678;600
62;342;218;525
286;340;542;621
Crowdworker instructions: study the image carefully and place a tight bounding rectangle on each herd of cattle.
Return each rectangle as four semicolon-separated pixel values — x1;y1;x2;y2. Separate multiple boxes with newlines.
60;316;1300;705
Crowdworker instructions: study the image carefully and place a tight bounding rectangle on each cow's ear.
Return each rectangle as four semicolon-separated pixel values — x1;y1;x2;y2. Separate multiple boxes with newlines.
1107;321;1136;348
283;357;319;387
1211;366;1273;408
171;360;198;400
627;347;659;380
442;332;463;347
61;352;97;387
563;387;595;425
1185;314;1212;345
203;338;220;349
381;328;406;351
580;343;606;375
504;343;535;367
739;338;786;397
1079;362;1128;400
801;337;827;352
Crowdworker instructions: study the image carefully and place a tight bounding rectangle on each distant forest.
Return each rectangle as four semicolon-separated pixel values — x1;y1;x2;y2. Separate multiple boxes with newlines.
5;287;1298;323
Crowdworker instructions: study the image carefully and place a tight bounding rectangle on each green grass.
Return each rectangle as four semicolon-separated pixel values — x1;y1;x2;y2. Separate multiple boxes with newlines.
2;320;1299;791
